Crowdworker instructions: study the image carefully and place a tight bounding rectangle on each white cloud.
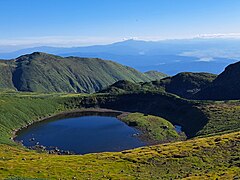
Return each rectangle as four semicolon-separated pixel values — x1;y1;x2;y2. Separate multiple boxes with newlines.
155;63;166;65
139;51;145;55
196;57;214;62
180;49;240;60
175;60;181;62
196;33;240;39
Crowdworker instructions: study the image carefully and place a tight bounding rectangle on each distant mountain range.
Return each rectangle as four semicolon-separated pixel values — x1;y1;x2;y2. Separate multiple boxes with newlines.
1;38;240;75
0;52;166;93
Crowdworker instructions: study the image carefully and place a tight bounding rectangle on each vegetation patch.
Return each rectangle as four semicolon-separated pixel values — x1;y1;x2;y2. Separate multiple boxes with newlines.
119;113;186;143
196;101;240;136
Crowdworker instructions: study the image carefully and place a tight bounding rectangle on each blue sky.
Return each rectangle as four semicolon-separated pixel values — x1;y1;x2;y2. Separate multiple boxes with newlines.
1;0;240;47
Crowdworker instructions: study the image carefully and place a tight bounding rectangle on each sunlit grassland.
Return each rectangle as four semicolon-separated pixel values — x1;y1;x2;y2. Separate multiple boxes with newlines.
197;100;240;136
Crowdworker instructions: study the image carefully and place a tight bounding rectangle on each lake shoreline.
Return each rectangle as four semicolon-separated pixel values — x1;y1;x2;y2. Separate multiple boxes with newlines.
12;108;183;155
13;108;152;154
12;108;126;141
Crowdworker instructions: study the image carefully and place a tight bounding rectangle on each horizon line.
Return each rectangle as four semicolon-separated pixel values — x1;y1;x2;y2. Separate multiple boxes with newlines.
1;33;240;52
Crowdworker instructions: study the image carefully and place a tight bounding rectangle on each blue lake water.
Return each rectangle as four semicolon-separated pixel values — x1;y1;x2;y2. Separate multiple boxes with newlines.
174;125;182;133
15;115;146;154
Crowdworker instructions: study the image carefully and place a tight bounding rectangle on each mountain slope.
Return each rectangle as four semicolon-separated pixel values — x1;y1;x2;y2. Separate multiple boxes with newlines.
101;73;217;99
195;61;240;100
101;62;240;101
144;70;168;80
0;52;157;93
0;60;15;90
100;80;142;94
159;72;217;98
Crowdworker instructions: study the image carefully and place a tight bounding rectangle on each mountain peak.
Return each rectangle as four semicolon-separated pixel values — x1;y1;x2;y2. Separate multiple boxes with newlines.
15;52;60;62
30;52;46;56
112;39;148;46
26;52;57;58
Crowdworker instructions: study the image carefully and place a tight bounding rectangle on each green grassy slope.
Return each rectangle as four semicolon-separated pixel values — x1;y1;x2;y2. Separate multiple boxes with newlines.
99;72;217;98
0;52;159;93
0;61;15;91
99;80;168;94
159;72;217;99
120;113;184;143
196;101;240;136
0;93;65;145
99;80;143;94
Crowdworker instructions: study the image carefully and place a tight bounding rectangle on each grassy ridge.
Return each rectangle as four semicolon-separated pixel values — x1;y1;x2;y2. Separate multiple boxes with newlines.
0;52;166;93
159;72;217;99
99;71;217;98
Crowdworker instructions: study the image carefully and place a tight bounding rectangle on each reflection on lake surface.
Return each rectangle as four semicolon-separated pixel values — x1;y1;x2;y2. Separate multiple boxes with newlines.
15;115;146;154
